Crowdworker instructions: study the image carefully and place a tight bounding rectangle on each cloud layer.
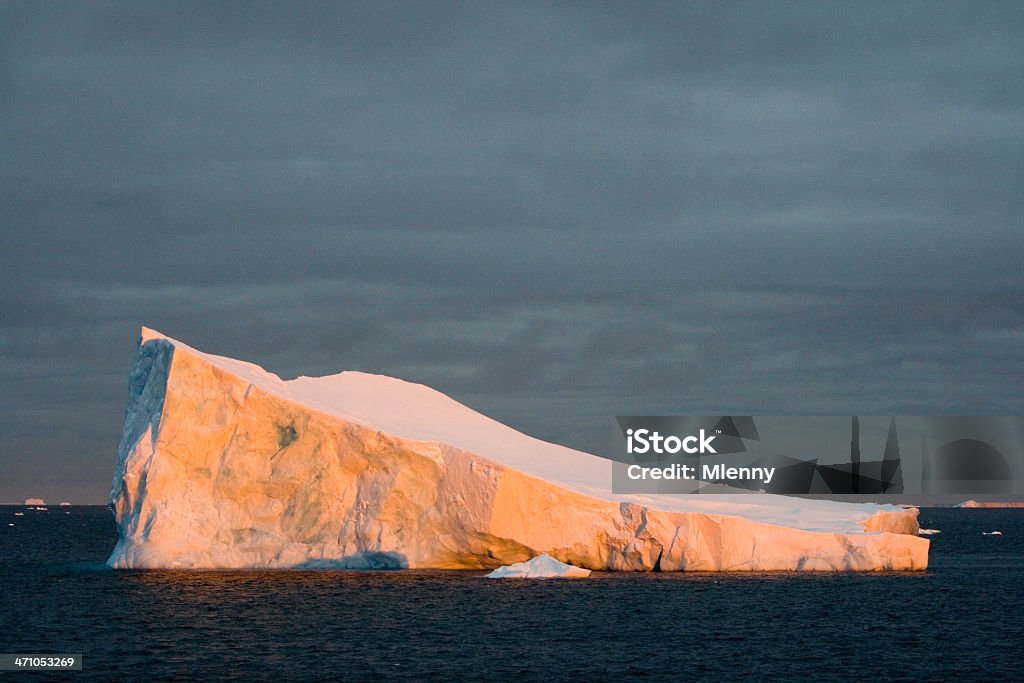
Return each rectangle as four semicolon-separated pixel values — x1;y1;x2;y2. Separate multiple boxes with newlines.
2;2;1022;501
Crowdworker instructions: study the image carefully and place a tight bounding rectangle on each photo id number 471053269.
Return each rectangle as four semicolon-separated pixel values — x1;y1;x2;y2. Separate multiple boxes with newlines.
0;654;83;671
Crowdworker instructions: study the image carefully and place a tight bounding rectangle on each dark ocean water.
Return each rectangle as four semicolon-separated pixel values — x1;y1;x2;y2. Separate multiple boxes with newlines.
1;507;1023;682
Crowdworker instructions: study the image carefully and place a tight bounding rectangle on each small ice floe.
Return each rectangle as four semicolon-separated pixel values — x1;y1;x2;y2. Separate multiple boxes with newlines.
982;531;1003;536
918;528;941;535
7;523;13;527
14;512;24;517
485;553;591;579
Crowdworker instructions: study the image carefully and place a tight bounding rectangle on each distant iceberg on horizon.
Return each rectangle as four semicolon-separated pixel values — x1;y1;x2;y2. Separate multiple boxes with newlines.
957;500;1024;508
107;328;928;571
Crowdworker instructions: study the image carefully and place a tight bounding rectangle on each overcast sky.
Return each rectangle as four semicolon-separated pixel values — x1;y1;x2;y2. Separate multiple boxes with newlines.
2;1;1022;502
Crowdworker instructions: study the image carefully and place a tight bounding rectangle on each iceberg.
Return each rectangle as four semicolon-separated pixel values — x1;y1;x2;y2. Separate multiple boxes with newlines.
24;498;45;506
957;500;1024;508
486;554;591;579
107;328;928;571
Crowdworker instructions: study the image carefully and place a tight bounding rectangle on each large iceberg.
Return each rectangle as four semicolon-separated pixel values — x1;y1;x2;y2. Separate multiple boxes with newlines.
107;328;928;571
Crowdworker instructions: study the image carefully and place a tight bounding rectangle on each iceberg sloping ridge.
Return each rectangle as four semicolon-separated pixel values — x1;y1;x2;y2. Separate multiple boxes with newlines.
107;328;928;571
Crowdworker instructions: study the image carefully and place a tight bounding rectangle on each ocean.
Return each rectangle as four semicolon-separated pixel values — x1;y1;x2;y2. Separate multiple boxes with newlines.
1;506;1022;681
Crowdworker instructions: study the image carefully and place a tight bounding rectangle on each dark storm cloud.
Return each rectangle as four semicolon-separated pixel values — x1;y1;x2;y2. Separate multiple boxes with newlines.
1;1;1022;501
